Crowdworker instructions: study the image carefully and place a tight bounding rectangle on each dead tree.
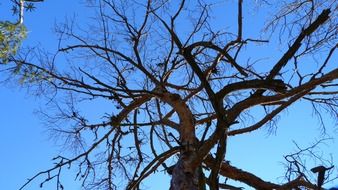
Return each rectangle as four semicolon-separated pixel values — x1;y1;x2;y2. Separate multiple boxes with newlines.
2;0;337;189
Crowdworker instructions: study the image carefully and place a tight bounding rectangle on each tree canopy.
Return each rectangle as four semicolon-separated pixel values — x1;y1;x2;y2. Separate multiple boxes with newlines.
2;0;338;190
0;0;43;63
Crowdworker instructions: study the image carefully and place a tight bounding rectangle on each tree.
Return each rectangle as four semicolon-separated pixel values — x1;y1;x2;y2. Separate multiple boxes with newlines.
3;0;337;189
0;0;43;63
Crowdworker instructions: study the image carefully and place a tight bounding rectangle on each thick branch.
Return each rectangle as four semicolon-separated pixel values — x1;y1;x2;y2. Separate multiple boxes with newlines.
267;9;330;80
228;68;338;121
216;79;287;98
204;155;317;190
228;88;310;136
185;41;247;76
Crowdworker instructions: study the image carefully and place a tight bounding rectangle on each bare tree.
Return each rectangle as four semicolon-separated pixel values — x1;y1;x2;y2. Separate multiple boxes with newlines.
2;0;337;189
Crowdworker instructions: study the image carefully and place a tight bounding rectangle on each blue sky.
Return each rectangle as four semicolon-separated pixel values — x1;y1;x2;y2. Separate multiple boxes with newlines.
0;1;85;189
0;1;337;189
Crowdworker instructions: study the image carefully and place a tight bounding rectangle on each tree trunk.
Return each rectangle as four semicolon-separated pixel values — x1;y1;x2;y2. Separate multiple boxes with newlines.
170;149;207;190
170;151;200;190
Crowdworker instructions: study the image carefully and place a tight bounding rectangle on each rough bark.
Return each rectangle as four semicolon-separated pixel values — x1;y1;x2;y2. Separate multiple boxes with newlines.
170;151;200;190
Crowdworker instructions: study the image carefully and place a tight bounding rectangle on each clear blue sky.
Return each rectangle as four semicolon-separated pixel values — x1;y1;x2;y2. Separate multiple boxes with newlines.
0;1;337;189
